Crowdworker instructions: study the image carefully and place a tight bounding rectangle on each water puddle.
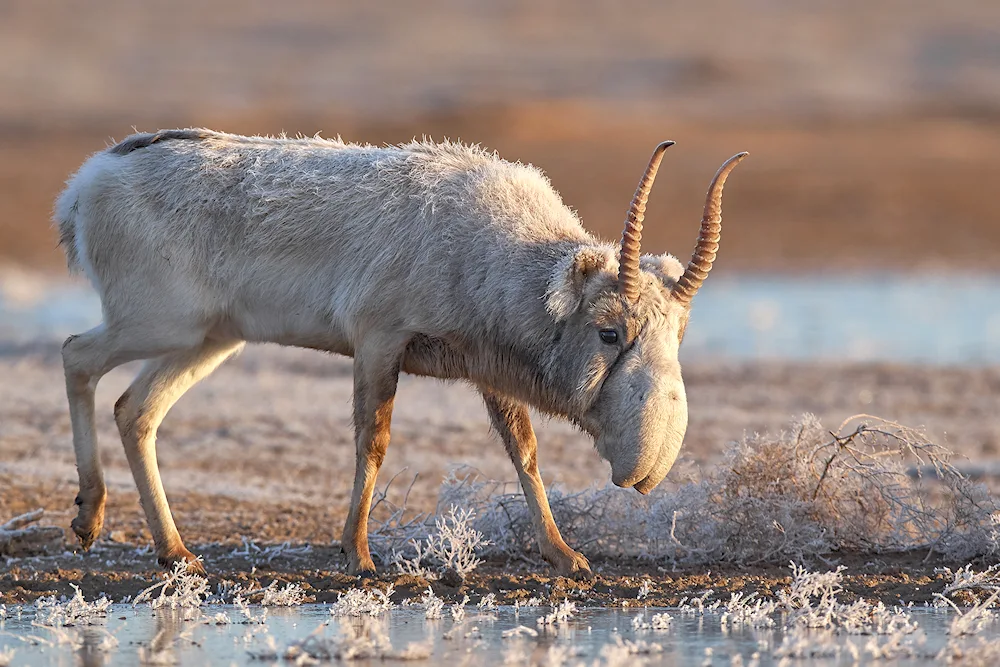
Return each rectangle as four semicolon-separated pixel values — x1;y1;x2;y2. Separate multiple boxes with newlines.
0;603;982;666
2;273;999;364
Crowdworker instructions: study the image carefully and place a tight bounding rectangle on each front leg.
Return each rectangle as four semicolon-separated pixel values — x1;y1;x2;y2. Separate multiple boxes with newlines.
482;392;592;577
341;335;406;576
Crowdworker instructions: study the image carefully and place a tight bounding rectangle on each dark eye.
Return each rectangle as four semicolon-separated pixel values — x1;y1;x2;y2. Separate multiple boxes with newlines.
598;329;619;345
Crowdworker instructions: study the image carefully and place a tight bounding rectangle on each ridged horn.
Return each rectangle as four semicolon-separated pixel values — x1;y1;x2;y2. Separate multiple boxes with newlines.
672;152;749;306
618;140;674;302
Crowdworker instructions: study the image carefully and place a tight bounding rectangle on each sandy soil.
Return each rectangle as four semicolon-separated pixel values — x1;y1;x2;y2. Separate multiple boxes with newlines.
1;343;998;605
0;545;970;609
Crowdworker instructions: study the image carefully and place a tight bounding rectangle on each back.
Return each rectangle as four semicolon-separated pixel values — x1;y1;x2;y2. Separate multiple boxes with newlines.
57;129;593;343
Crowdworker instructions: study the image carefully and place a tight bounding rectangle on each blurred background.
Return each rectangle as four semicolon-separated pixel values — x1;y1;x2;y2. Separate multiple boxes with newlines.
2;0;1000;543
1;0;999;360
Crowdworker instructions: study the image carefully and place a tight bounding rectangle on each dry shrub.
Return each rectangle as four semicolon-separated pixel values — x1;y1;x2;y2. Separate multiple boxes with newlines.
371;414;1000;566
655;413;1000;564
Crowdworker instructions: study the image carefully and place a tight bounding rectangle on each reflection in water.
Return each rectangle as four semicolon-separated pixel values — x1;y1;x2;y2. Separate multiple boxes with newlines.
76;627;110;667
0;603;976;667
138;609;190;665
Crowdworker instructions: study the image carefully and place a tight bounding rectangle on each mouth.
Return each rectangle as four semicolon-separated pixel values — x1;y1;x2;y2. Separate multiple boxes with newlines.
632;440;680;495
633;470;662;495
609;451;657;489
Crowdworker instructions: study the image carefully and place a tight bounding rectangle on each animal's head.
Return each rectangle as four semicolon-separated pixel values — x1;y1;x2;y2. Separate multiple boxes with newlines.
545;142;747;494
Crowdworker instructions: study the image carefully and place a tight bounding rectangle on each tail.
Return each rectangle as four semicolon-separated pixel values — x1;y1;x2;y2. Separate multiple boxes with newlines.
54;187;82;273
55;128;221;274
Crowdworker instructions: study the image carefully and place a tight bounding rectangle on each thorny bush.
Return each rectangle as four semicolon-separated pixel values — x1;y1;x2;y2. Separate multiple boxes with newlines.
370;414;1000;566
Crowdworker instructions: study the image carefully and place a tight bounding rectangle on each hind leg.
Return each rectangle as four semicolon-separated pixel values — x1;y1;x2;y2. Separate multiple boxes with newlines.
114;338;245;572
63;323;206;550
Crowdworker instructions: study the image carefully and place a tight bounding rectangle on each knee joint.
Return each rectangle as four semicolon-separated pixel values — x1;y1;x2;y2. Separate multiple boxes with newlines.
114;392;154;443
113;390;133;435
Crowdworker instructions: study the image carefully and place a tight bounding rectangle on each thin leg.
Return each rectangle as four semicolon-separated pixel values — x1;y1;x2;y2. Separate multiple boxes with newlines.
62;323;202;549
341;335;406;575
483;392;592;577
114;339;245;572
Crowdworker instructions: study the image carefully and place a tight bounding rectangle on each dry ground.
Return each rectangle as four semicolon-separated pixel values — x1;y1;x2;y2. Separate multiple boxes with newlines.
0;546;968;609
1;343;998;604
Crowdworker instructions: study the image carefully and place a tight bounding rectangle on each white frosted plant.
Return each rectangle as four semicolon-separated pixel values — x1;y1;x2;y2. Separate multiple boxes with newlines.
678;590;716;614
719;591;776;629
513;597;544;612
939;563;1000;596
205;611;232;625
133;560;208;609
233;589;268;624
398;506;490;577
537;600;577;628
649;613;673;631
419;587;445;620
778;563;917;636
259;580;306;607
330;585;395;618
450;595;470;622
773;627;845;660
936;636;1000;664
935;589;1000;637
246;635;280;661
34;584;111;627
631;614;651;631
609;633;663;656
543;644;575;666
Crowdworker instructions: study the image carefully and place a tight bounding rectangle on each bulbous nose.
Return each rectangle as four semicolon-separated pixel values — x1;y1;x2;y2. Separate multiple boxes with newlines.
632;386;686;495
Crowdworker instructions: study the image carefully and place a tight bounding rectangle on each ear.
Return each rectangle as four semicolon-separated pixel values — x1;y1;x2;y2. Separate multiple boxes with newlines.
546;246;616;320
640;253;684;292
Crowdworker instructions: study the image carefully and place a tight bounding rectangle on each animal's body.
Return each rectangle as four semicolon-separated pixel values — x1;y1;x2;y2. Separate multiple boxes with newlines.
55;129;746;575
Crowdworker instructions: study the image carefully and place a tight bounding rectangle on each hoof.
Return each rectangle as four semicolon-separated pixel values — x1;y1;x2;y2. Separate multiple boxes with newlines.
341;545;375;579
158;548;206;576
347;555;377;578
546;549;593;580
71;494;105;551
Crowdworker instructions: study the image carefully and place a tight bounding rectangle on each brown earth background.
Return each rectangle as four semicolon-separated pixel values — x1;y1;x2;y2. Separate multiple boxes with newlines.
1;0;1000;272
2;0;1000;605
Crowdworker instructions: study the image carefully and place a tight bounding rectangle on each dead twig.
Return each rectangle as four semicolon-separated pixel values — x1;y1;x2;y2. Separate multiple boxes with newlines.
0;509;65;557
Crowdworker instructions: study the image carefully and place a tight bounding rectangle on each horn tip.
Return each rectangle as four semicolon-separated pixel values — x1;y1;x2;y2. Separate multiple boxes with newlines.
658;140;676;150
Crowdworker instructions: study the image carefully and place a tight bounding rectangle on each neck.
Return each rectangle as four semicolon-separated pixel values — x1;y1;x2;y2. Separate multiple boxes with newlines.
459;239;586;417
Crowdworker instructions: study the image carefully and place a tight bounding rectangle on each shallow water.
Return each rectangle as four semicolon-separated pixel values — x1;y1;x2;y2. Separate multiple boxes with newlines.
2;273;999;364
0;603;975;666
